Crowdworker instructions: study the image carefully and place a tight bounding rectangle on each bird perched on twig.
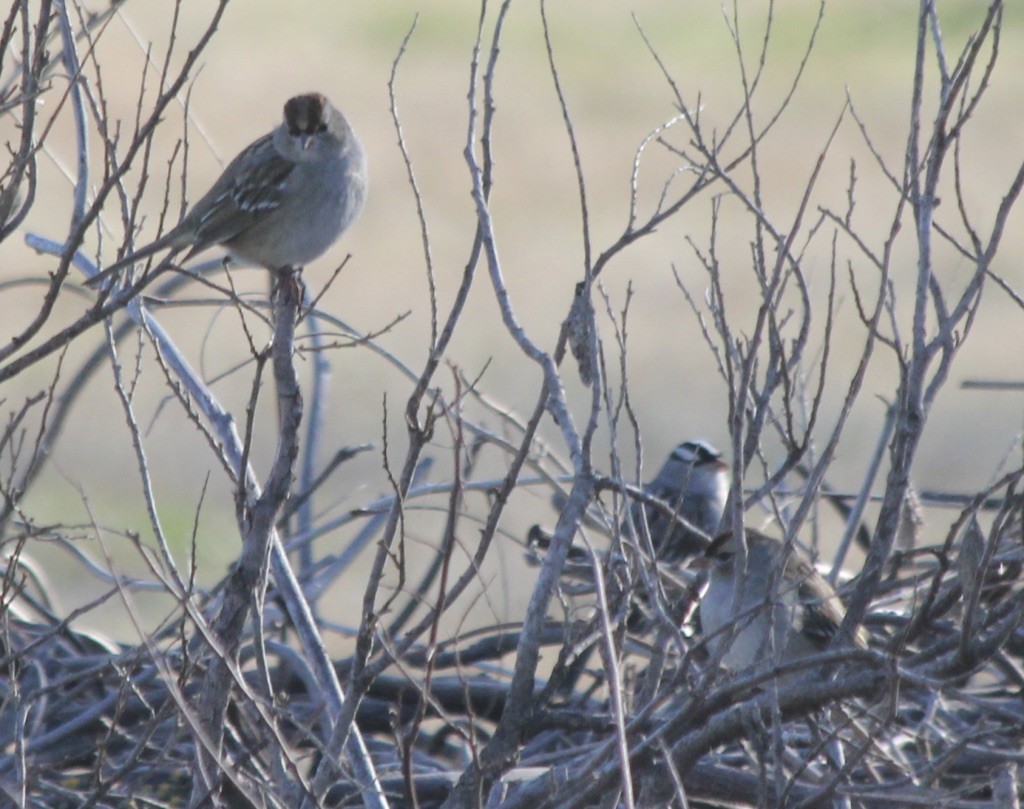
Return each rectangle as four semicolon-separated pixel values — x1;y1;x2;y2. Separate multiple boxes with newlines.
698;529;869;677
89;92;367;288
626;439;730;562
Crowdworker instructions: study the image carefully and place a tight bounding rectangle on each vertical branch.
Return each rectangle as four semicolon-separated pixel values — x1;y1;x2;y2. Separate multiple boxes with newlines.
0;0;51;243
191;270;303;803
841;0;1015;638
295;303;330;577
55;0;88;235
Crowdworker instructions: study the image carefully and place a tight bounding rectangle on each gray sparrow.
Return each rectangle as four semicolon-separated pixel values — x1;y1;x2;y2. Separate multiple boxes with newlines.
698;529;869;675
627;439;729;561
89;92;366;286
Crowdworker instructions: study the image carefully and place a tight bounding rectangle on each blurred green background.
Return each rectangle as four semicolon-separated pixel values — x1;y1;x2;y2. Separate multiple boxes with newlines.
3;1;1022;644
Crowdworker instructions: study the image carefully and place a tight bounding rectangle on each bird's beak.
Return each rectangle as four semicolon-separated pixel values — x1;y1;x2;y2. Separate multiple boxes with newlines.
300;134;315;151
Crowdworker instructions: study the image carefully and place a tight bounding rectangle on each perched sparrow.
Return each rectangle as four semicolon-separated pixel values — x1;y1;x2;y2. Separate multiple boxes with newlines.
699;529;869;675
89;92;366;286
627;440;729;561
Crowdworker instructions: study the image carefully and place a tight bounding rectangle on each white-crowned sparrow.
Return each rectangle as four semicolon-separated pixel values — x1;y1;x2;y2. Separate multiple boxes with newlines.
89;92;366;287
698;529;869;675
627;439;730;561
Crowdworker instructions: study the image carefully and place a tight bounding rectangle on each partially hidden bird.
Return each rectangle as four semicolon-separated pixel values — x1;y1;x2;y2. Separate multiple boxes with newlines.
627;439;730;561
698;528;870;676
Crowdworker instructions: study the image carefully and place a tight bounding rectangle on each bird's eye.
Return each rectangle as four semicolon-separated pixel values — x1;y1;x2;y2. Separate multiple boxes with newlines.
695;445;717;462
317;121;327;133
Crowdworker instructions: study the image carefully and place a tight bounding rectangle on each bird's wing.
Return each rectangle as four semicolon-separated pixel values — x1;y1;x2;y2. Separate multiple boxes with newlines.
185;134;297;250
793;559;869;651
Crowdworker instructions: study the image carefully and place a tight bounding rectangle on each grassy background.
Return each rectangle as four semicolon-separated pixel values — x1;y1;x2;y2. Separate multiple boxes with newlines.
4;1;1022;643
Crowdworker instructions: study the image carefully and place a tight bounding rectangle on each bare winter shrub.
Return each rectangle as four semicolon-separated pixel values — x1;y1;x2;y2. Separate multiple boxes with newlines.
0;1;1022;807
